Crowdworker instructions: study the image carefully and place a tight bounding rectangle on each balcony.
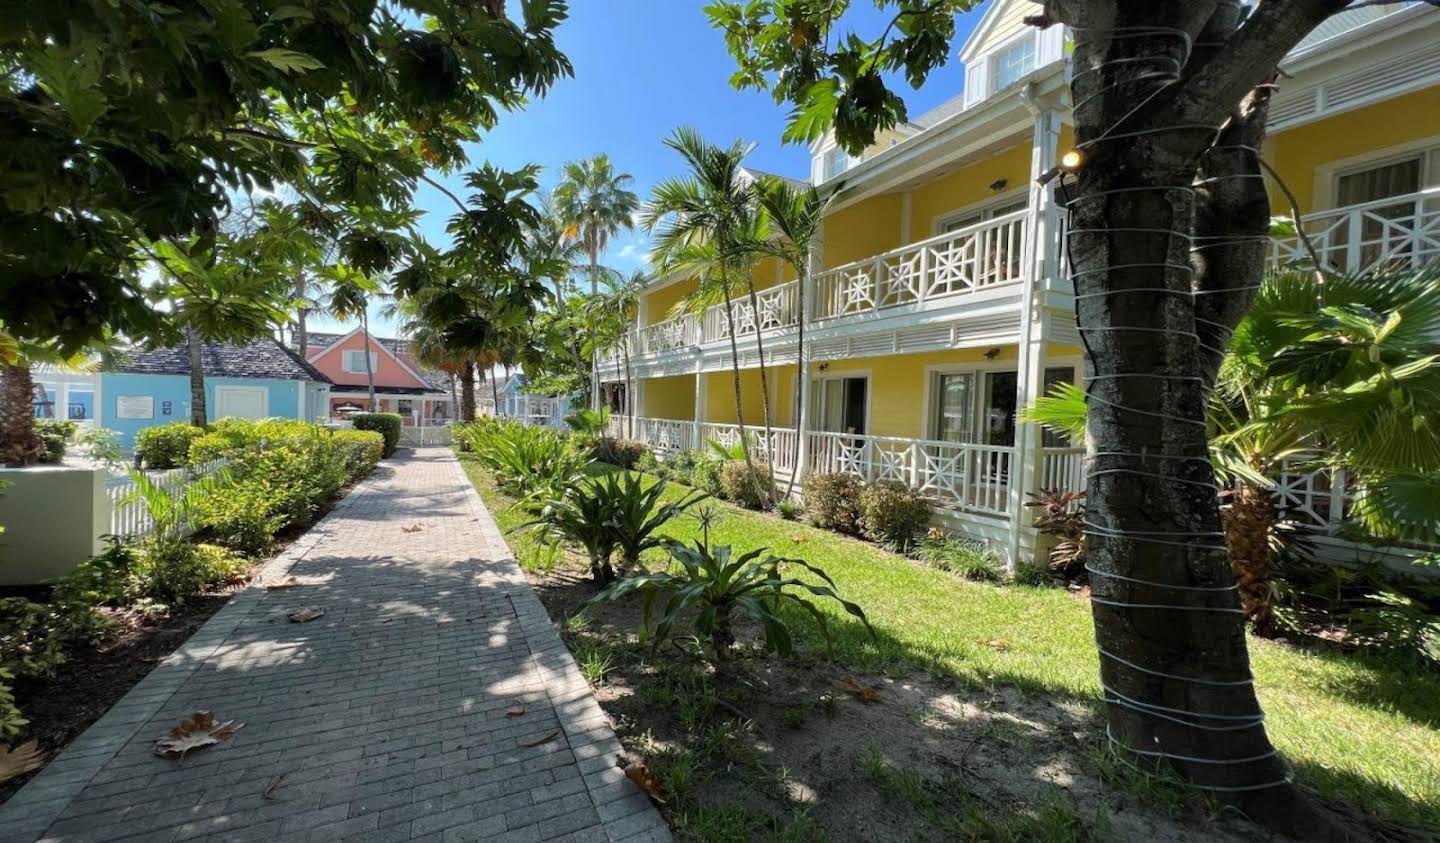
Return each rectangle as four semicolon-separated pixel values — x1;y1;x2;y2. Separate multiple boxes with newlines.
609;211;1031;367
1269;186;1440;272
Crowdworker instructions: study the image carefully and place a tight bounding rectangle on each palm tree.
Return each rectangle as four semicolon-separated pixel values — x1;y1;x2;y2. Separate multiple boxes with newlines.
326;267;382;412
1023;266;1440;632
553;155;640;297
645;128;770;506
753;177;831;496
587;269;647;438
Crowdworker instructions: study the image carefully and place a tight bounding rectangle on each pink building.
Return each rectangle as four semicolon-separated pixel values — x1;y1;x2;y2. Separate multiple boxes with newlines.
300;329;453;425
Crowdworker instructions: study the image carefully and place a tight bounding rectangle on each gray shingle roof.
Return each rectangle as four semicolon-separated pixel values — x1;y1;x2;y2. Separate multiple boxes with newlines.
112;337;332;383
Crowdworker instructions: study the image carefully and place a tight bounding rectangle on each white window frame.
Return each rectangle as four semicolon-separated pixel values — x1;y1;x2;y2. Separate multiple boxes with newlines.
921;358;1080;444
933;187;1031;236
822;144;859;182
809;371;872;435
989;32;1038;95
1312;134;1440;211
342;350;379;374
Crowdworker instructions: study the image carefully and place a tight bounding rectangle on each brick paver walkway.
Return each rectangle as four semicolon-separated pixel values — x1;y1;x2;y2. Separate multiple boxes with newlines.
0;448;668;843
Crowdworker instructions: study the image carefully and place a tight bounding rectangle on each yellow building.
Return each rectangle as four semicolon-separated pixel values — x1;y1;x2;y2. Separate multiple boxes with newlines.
597;0;1440;564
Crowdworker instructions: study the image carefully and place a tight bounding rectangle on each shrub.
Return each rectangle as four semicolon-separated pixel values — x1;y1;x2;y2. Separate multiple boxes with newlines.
135;422;206;469
461;417;589;503
1011;560;1057;587
721;460;773;509
35;419;78;464
803;473;864;535
1025;489;1087;581
588;534;873;663
137;542;247;603
352;413;403;457
519;478;622;585
776;497;803;521
859;481;931;553
691;453;724;496
0;667;21;739
0;597;111;681
665;450;700;485
52;540;142;606
593;437;648;470
331;429;384;481
593;471;707;568
635;448;662;475
917;529;1004;582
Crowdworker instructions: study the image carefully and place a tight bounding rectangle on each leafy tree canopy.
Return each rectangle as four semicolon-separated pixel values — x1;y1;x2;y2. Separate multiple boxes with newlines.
705;0;977;153
1;0;573;353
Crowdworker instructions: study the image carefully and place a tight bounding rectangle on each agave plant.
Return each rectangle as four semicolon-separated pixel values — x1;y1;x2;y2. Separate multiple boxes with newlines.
593;471;708;569
519;477;622;585
587;529;872;663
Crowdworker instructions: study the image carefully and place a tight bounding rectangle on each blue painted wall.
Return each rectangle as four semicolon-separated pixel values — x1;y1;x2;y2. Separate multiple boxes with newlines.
99;373;307;448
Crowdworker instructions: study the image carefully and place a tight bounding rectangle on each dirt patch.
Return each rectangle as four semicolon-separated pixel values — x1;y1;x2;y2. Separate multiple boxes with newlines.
527;557;1293;842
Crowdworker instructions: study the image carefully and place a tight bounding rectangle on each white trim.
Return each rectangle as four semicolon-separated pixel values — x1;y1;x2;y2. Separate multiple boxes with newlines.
957;0;1017;63
932;186;1031;237
1311;134;1440;211
986;29;1041;97
808;369;872;436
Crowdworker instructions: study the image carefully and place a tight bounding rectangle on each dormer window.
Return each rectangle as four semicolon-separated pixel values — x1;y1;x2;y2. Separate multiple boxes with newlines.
823;146;853;181
992;36;1036;92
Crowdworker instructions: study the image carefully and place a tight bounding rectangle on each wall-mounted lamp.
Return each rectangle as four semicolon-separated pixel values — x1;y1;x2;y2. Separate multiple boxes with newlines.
817;362;830;372
984;347;1001;360
989;178;1008;193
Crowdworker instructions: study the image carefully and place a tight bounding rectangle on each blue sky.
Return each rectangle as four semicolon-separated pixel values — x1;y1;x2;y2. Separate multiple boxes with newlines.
312;1;985;335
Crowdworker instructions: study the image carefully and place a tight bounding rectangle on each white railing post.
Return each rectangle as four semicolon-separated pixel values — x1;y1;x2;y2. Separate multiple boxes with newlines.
1344;206;1362;272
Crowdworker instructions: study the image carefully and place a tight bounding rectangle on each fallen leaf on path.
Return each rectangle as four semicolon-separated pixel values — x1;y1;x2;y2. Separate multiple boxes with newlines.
975;638;1011;652
623;759;667;804
154;712;243;759
262;774;285;799
288;606;325;623
506;702;527;718
517;728;561;748
265;577;299;591
401;523;424;533
0;741;44;784
837;675;882;703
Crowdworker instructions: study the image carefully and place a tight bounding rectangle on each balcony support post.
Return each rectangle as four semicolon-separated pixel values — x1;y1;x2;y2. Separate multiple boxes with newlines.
1007;102;1063;571
692;359;705;452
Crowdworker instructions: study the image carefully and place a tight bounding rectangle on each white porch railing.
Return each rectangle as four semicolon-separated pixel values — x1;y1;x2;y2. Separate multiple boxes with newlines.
107;459;227;539
638;314;700;354
1270;187;1440;273
701;280;801;344
1041;447;1085;496
698;421;800;473
813;210;1028;321
807;432;1014;517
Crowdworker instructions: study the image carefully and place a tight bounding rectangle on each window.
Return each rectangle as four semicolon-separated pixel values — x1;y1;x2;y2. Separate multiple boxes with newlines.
1334;154;1427;268
823;146;853;181
1336;156;1422;207
342;350;379;374
992;37;1036;93
811;376;867;435
930;373;976;443
940;197;1028;234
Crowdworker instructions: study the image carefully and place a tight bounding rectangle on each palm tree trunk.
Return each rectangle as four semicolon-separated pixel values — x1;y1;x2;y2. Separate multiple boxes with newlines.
489;366;500;413
743;278;777;506
187;326;207;426
1;361;46;466
449;372;459;421
460;359;476;422
361;310;377;412
1222;482;1279;635
785;262;808;498
589;249;601;410
718;270;763;503
622;338;634;440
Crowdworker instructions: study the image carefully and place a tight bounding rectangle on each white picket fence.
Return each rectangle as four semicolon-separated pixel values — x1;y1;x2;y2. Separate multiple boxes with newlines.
106;459;227;539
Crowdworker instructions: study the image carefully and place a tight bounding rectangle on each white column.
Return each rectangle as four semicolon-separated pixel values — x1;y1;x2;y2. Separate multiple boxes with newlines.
692;361;705;451
1007;105;1063;570
793;230;823;491
57;380;71;423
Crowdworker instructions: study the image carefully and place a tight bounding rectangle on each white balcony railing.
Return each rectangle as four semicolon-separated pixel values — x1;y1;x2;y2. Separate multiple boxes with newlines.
807;432;1013;517
638;314;700;354
702;280;801;344
1270;187;1440;273
813;210;1029;320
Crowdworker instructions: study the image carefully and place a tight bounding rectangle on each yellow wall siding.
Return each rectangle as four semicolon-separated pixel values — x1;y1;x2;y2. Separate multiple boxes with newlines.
815;346;1018;439
823;194;905;268
863;127;916;160
643;277;698;325
1268;87;1440;214
970;0;1032;56
907;142;1032;236
702;364;798;428
642;375;695;420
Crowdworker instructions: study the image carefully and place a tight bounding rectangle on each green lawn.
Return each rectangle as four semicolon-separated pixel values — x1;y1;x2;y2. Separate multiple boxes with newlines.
459;455;1440;832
